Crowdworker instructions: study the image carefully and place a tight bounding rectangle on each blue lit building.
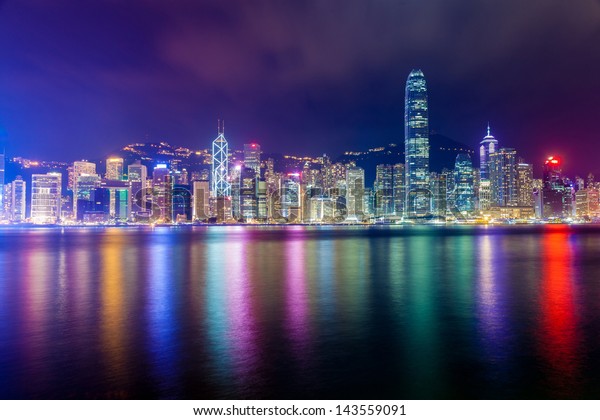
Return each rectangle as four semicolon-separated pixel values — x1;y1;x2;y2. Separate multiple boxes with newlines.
404;69;430;217
454;153;475;214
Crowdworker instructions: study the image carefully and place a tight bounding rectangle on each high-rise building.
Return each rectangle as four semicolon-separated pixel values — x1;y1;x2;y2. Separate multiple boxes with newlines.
454;153;475;214
105;157;124;180
243;143;261;174
345;167;365;222
404;69;430;217
70;160;96;190
479;124;498;181
542;156;572;218
128;161;148;215
31;172;62;224
392;163;405;216
211;120;230;197
374;164;394;217
75;174;101;220
516;162;534;207
152;164;173;222
239;167;258;221
281;173;301;221
10;176;26;222
192;180;210;221
489;148;517;207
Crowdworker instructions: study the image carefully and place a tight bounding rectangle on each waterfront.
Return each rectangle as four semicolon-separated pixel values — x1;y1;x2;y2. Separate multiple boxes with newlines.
1;225;600;399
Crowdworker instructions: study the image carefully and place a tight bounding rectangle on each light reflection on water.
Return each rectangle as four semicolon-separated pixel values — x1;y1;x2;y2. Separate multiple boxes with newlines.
1;225;600;399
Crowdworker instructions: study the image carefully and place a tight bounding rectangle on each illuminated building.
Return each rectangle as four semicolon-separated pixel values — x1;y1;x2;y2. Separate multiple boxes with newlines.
105;157;124;180
281;173;301;221
257;180;268;222
374;164;394;217
128;161;148;216
75;174;101;220
244;143;261;174
393;163;405;216
211;120;231;197
70;160;96;190
479;179;492;211
239;167;258;221
542;156;572;218
173;184;192;222
345;167;365;222
10;176;26;222
516;162;534;207
479;124;498;181
489;148;517;207
31;172;62;224
404;69;430;217
192;180;210;221
454;153;475;214
152;164;173;222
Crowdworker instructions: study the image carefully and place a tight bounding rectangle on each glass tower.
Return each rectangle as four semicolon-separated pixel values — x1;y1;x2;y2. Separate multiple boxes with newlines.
454;153;475;214
404;69;430;217
211;120;230;197
479;124;498;181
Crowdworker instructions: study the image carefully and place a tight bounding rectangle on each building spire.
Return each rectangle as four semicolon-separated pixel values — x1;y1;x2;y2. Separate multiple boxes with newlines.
487;122;491;137
217;119;224;135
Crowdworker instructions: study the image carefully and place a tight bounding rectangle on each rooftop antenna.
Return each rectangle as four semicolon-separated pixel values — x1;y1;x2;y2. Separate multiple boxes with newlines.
487;122;491;137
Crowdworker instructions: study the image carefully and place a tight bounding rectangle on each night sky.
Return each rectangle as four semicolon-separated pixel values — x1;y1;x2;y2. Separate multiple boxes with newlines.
1;0;599;176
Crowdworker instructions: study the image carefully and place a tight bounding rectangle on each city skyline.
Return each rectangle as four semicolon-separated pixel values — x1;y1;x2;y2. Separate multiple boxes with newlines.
1;1;599;176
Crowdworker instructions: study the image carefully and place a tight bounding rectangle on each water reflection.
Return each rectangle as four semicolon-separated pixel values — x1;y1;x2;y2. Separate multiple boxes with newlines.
1;226;600;399
538;226;581;397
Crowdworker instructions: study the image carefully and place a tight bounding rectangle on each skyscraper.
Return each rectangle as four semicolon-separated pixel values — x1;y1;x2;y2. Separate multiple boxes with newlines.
31;172;62;224
152;164;173;222
393;163;405;216
454;153;475;214
211;120;230;197
128;161;148;215
345;167;365;222
404;69;430;217
516;162;534;207
10;176;26;222
243;143;261;174
542;156;571;218
106;157;124;180
489;148;517;207
479;124;498;181
374;164;394;217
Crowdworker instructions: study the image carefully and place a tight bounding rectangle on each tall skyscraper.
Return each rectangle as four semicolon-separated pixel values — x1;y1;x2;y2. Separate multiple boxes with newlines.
152;164;173;222
211;120;230;197
374;164;394;217
10;176;26;222
239;167;258;221
31;172;62;224
542;156;571;218
489;148;517;207
128;161;148;215
479;124;498;181
454;153;475;214
243;143;261;174
404;69;430;217
192;180;210;221
516;162;534;207
345;167;365;222
392;163;405;216
105;157;124;180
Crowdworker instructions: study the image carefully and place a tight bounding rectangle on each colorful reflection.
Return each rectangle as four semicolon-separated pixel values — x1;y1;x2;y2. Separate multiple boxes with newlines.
285;239;310;364
538;226;581;396
100;230;127;393
224;234;262;388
